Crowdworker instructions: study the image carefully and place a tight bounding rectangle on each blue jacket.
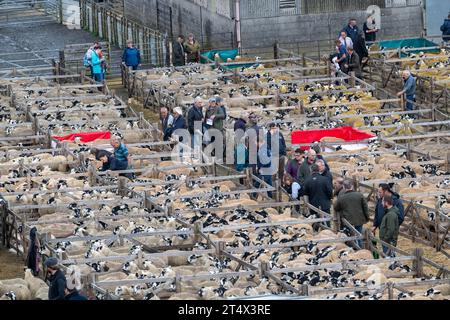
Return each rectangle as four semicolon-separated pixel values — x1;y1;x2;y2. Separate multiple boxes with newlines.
48;270;66;300
266;131;286;156
343;24;359;43
374;192;405;228
258;143;273;176
91;51;102;74
403;75;416;96
122;47;141;67
172;115;187;132
65;291;88;300
441;19;450;38
114;144;129;162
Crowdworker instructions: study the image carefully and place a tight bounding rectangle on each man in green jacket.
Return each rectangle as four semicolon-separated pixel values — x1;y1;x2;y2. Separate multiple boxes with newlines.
297;148;316;185
204;97;225;131
379;194;399;257
333;179;369;248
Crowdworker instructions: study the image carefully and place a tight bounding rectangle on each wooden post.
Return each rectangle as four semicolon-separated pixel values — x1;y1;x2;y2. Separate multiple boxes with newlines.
301;284;309;296
80;68;85;84
299;100;304;114
302;53;306;77
446;152;450;172
387;282;394;300
363;229;370;250
144;191;153;210
137;251;144;269
412;248;424;278
349;71;356;87
211;157;217;177
245;167;252;188
434;200;441;250
193;221;203;243
165;202;173;217
406;143;412;161
332;210;340;233
259;261;269;277
215;241;225;259
118;177;127;197
399;94;404;110
273;41;279;60
88;164;96;186
275;90;281;109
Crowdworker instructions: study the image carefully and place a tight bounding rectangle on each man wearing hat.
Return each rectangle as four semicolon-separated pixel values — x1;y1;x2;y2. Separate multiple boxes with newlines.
171;107;187;133
45;257;66;300
204;97;225;131
214;95;227;120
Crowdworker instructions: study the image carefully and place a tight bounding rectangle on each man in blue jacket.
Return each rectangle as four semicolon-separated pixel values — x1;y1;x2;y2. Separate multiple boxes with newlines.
397;70;416;112
343;19;360;44
441;13;450;42
372;183;405;235
122;40;141;70
45;257;66;300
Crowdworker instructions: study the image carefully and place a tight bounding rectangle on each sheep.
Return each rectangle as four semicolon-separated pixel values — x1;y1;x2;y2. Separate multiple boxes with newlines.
24;269;48;297
0;283;31;300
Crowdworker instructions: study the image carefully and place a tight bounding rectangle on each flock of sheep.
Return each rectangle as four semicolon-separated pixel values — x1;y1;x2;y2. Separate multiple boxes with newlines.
0;56;449;300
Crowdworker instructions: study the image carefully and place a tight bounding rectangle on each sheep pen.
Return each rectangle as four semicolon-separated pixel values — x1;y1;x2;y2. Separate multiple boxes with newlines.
0;60;449;300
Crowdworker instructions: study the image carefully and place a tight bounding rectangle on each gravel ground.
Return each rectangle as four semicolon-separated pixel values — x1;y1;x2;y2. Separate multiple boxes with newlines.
0;8;100;69
0;247;25;280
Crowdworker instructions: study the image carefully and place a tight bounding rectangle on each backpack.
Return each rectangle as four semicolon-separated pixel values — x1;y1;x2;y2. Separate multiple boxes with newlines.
83;52;90;67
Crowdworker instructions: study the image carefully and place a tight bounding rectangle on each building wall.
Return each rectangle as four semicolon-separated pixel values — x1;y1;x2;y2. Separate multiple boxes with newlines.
123;0;424;52
123;0;235;49
240;5;424;48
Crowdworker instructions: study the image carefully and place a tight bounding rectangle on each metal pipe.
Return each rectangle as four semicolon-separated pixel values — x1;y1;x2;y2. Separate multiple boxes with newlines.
235;0;241;52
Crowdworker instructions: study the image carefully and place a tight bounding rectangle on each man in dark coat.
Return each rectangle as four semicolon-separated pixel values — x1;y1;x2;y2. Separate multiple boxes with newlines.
303;164;333;217
160;107;174;141
334;180;369;248
345;46;362;79
343;19;360;43
173;35;185;67
380;195;400;256
285;148;303;184
90;148;112;162
297;149;316;185
440;13;450;42
45;257;66;300
353;31;369;66
187;97;204;151
373;183;404;235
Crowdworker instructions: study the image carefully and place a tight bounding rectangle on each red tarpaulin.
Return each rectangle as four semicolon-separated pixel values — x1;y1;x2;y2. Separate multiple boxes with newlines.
53;131;111;143
291;126;375;148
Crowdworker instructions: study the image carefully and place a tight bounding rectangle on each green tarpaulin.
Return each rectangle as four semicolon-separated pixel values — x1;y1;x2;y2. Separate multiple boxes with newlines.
200;49;258;69
379;38;440;57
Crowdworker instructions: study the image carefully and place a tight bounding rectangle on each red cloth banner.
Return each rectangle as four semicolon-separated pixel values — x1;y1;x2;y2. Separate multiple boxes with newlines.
291;126;375;147
53;131;111;143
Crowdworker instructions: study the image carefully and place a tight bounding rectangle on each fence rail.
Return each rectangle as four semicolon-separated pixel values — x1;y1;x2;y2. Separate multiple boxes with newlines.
80;0;167;67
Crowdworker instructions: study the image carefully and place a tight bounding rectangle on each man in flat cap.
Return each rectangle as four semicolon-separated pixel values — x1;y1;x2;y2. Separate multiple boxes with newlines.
45;257;66;300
